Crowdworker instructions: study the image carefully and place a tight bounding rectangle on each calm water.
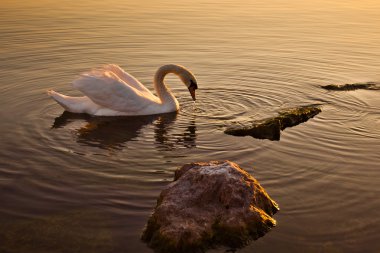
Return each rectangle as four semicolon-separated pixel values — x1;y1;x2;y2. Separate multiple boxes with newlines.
1;0;379;252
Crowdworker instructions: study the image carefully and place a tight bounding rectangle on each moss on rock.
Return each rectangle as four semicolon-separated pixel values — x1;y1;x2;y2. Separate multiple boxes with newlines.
225;105;321;140
321;82;379;91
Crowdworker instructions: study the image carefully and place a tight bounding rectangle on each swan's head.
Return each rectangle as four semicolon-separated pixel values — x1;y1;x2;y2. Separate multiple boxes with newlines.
157;64;198;101
177;67;198;101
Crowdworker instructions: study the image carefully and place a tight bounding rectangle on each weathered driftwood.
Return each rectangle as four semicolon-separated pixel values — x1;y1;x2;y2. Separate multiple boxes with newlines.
225;105;321;140
142;161;279;253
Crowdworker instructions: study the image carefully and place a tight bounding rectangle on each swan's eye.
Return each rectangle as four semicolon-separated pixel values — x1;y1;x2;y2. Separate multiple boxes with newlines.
190;79;198;89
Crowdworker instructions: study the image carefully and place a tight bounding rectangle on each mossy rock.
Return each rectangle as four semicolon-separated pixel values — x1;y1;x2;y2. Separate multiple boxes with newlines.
321;82;379;91
277;106;321;130
225;105;321;140
224;118;281;140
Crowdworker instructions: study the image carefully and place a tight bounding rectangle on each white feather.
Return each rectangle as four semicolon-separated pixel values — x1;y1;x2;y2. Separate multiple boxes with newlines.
48;64;196;116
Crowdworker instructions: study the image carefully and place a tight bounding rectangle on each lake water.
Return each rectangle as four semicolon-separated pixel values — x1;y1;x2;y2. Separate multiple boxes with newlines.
0;0;379;252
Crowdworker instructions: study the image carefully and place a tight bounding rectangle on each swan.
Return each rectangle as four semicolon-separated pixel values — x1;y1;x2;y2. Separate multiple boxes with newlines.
47;64;198;116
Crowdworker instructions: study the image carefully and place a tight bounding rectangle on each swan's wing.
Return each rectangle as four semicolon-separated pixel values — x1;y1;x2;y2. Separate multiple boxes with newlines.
101;64;154;95
73;71;159;112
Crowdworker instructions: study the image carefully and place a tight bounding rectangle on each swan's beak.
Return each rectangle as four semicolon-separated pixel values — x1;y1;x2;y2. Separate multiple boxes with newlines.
189;86;196;101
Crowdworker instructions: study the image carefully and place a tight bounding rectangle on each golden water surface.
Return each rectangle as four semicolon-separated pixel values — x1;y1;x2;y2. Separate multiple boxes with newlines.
0;0;379;252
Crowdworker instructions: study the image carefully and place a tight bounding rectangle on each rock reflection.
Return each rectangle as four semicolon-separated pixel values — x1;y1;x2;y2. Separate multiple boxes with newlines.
52;111;197;150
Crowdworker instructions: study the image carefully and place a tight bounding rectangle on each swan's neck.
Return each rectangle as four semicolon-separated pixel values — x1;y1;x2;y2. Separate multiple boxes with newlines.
154;65;181;107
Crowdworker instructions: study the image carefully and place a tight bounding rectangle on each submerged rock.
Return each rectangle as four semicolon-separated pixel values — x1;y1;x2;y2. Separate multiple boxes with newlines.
225;105;321;140
321;82;379;91
142;161;279;253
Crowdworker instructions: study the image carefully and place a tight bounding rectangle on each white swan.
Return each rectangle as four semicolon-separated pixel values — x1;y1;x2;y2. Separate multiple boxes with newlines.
47;64;198;116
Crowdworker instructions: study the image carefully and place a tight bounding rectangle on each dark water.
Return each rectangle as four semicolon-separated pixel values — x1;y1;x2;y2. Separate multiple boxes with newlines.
1;0;379;252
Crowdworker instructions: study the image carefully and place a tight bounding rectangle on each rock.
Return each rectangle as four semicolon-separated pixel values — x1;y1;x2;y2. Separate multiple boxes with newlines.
277;106;321;130
224;118;281;141
321;82;379;91
224;105;321;140
142;161;279;253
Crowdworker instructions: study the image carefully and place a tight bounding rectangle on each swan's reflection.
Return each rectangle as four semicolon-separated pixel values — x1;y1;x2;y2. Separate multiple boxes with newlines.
52;111;197;150
154;117;197;151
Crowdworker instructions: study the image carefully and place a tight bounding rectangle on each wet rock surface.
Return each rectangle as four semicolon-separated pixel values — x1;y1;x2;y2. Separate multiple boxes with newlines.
321;81;379;91
142;161;279;253
225;105;321;140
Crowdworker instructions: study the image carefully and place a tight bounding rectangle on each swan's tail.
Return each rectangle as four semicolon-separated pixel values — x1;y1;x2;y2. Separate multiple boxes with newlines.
47;90;94;113
47;90;70;110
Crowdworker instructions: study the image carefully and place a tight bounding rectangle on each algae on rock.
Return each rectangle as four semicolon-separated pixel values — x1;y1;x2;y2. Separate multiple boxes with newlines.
321;82;379;91
225;105;321;140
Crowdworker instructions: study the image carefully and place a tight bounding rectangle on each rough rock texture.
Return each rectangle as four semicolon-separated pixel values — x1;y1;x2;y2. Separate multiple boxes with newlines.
321;82;379;91
225;118;282;141
225;105;321;140
142;161;279;253
277;106;321;129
